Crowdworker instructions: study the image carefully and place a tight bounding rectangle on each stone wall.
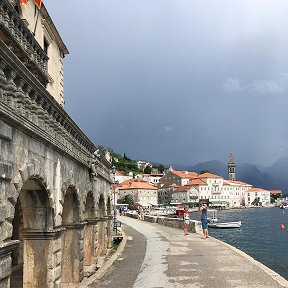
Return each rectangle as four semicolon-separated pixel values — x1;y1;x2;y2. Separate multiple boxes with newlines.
125;213;202;233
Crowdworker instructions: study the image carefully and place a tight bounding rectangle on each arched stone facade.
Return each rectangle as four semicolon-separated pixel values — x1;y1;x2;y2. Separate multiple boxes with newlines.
0;36;113;288
0;123;112;287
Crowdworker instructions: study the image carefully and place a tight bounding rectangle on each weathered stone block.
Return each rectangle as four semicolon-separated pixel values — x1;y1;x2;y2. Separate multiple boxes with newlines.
0;222;13;242
0;254;11;281
0;121;12;141
0;162;12;181
0;206;5;224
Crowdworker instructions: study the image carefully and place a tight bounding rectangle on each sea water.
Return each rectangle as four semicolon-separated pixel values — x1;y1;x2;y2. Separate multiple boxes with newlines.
191;207;288;280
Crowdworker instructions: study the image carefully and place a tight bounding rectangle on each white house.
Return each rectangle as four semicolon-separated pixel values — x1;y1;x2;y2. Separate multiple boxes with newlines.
244;188;271;207
135;173;163;185
114;171;133;184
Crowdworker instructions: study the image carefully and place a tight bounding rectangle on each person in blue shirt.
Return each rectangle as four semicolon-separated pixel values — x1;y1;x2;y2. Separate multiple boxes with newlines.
199;203;209;239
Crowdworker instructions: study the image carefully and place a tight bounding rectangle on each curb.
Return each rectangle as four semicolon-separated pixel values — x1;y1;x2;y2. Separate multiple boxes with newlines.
79;230;128;288
210;236;288;288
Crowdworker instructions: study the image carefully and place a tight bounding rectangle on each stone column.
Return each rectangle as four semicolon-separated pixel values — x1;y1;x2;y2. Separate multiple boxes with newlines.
96;218;107;257
61;223;84;288
0;241;19;288
21;229;62;288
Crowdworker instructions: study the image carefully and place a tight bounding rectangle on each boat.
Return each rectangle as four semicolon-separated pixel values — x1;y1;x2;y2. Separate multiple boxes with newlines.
208;221;242;229
207;209;218;223
279;204;288;209
206;209;241;228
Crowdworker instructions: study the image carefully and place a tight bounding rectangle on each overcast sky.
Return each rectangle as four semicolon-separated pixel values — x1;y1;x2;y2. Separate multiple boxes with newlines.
44;0;288;167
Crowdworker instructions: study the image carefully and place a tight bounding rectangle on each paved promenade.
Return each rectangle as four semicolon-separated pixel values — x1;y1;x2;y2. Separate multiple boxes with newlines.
83;216;288;288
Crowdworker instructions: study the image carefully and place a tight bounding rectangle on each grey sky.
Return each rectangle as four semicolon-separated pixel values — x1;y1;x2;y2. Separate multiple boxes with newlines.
45;0;288;166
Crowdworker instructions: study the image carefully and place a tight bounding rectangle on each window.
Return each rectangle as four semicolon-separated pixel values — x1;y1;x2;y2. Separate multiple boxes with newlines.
44;38;49;55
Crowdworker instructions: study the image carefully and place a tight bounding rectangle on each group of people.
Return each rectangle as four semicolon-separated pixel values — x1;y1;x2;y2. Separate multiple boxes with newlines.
183;202;209;239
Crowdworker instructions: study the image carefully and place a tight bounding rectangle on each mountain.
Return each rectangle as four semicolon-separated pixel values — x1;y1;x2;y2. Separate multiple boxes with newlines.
173;160;227;177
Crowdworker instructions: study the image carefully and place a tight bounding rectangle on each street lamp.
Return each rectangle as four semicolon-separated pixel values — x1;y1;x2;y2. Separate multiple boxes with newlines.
112;165;116;234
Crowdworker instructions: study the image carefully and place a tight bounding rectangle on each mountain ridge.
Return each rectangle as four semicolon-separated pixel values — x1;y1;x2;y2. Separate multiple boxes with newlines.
171;158;288;196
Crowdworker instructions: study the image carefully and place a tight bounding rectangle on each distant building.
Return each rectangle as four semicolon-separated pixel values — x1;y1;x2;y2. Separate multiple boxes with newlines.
244;188;271;207
159;169;198;186
159;170;253;208
270;190;282;198
135;173;163;185
158;183;177;205
115;171;133;184
136;160;151;171
118;179;158;206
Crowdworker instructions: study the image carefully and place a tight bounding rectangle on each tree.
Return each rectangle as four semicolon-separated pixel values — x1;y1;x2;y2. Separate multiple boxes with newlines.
200;170;210;174
118;194;134;209
157;164;165;173
144;165;152;174
251;197;260;206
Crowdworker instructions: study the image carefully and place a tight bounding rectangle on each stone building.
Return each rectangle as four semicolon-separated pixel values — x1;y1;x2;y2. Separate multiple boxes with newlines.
158;169;198;186
118;179;158;207
0;1;113;287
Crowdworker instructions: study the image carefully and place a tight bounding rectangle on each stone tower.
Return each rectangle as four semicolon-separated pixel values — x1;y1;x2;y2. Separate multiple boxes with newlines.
228;152;236;180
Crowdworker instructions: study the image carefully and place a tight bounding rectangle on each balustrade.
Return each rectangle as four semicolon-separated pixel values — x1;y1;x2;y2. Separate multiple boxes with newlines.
0;0;49;85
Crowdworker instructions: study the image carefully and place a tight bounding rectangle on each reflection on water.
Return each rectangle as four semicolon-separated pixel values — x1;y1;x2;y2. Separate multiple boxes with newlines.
191;207;288;280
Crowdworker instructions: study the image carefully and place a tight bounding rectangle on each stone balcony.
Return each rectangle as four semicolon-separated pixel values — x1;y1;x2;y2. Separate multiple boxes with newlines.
0;0;49;86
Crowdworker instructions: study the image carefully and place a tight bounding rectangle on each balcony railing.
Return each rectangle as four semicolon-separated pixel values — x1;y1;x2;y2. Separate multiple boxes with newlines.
0;0;49;86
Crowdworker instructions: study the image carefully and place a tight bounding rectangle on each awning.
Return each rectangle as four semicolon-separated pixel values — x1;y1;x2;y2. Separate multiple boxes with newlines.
209;200;229;205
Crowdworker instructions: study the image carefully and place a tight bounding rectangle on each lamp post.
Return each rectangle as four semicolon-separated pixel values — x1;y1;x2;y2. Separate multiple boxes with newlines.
112;165;116;234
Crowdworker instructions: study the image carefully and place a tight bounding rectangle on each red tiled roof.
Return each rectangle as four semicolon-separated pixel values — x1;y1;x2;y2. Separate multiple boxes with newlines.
159;183;176;189
245;188;270;193
270;190;282;195
225;180;251;186
174;185;193;192
189;178;207;185
118;179;157;190
198;172;223;179
171;170;198;179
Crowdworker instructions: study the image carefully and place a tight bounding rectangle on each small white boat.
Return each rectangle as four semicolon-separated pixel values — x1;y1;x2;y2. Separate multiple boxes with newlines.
208;221;241;229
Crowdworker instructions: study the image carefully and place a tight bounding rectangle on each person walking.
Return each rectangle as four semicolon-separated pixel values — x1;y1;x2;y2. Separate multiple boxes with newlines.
200;203;209;239
183;207;190;236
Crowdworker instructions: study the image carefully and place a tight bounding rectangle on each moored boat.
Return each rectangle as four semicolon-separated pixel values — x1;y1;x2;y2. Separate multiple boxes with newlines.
208;221;241;228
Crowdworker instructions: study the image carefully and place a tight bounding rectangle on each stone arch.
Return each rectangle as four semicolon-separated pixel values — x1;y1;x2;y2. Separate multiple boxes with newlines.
83;191;97;272
96;194;107;257
12;162;54;215
60;186;84;286
10;177;54;288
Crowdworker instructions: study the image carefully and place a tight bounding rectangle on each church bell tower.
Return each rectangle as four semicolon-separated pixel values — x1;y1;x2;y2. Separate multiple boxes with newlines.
228;152;236;180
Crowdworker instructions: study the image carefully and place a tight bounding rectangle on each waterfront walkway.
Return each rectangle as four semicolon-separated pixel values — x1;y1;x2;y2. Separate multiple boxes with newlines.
82;216;288;288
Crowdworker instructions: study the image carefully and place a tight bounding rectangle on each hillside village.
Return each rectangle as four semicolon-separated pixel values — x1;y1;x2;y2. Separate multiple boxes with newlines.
110;150;283;209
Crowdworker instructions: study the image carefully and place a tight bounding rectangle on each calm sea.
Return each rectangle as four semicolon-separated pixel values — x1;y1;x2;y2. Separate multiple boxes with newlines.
190;207;288;280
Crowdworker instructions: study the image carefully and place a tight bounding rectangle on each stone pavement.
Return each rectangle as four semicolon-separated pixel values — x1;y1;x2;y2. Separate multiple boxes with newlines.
82;216;288;288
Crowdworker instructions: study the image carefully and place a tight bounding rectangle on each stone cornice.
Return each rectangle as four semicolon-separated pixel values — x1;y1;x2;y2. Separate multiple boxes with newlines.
0;240;19;258
0;43;112;181
21;228;65;240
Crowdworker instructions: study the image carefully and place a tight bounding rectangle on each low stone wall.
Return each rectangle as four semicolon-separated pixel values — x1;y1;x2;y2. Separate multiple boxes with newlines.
125;213;202;233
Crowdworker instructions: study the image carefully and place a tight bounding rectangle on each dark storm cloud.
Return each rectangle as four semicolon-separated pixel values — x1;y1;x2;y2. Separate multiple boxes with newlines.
45;0;288;166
